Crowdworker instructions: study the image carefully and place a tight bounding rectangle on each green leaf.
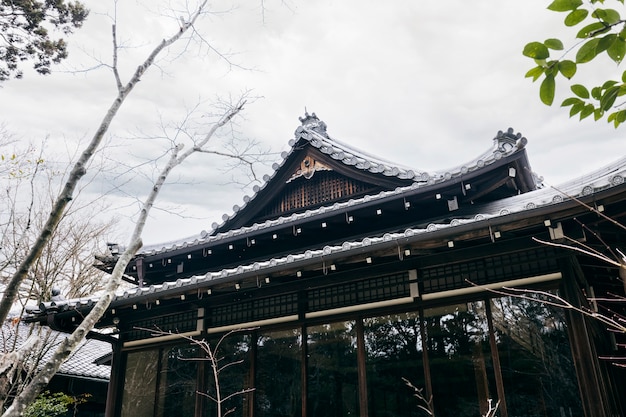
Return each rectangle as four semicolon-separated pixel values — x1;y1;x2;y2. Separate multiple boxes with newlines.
561;97;582;106
602;80;618;89
622;70;626;83
525;66;545;81
570;102;584;117
592;8;621;24
523;42;550;59
558;60;577;78
576;38;600;63
597;34;617;54
565;9;589;26
608;37;626;63
548;0;583;12
593;108;604;121
540;75;556;105
571;84;590;98
576;22;609;38
580;103;595;119
600;85;620;110
591;86;603;99
545;38;564;50
608;110;626;127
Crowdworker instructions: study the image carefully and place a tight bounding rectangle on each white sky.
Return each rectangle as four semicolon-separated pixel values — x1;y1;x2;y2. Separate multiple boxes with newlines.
1;0;624;245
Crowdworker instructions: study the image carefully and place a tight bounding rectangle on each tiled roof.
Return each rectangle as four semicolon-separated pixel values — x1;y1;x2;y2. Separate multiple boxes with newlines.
290;112;426;181
138;125;535;257
1;322;111;381
59;338;111;380
36;155;626;313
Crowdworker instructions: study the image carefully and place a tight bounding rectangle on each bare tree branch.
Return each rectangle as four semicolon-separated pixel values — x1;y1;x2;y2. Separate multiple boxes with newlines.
550;185;626;233
0;0;209;329
3;96;247;417
531;236;622;268
137;326;256;417
402;377;435;416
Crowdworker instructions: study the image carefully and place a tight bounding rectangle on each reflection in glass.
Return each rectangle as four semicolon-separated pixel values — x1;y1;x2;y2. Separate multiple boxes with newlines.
120;345;198;417
256;329;302;417
155;345;198;417
307;321;358;417
120;349;160;417
491;296;582;417
203;332;253;417
364;312;425;417
425;302;494;417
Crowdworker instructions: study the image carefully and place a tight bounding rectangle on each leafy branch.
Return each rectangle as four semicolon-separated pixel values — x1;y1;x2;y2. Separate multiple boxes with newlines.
523;0;626;127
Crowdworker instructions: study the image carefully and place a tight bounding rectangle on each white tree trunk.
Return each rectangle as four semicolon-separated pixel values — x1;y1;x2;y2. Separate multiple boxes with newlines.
0;334;39;411
3;94;244;417
1;1;222;414
0;0;209;324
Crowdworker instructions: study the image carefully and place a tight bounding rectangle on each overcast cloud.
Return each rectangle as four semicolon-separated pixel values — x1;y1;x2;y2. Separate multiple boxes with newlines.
1;0;624;244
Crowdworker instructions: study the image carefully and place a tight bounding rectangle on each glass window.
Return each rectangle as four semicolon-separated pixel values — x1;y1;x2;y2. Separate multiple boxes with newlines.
120;345;198;417
155;345;198;417
307;321;358;417
120;349;160;417
424;302;495;417
256;328;302;417
491;296;582;417
364;312;425;417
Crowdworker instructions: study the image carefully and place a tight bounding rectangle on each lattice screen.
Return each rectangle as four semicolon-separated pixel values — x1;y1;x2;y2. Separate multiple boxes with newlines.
263;171;376;218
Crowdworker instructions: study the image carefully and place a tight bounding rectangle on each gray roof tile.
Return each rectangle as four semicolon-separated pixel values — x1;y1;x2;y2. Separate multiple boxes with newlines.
36;155;625;313
2;322;111;381
139;125;532;256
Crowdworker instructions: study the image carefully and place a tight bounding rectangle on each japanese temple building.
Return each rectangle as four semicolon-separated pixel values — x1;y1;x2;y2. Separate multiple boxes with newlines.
27;113;626;417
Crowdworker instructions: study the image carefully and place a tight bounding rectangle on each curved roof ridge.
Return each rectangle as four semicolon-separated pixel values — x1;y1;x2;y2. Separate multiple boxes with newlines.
429;127;530;178
201;125;532;243
136;122;533;254
470;155;626;213
140;234;204;255
134;154;625;257
200;118;533;236
307;127;420;174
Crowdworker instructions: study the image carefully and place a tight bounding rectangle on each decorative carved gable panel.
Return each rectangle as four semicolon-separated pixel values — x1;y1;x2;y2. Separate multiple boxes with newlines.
261;170;378;219
287;155;333;182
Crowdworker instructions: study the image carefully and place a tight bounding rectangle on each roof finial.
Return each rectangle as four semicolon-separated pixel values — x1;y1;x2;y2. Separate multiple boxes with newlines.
298;110;328;137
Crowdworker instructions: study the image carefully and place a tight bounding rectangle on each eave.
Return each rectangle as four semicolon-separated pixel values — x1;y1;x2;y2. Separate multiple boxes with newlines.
31;160;626;333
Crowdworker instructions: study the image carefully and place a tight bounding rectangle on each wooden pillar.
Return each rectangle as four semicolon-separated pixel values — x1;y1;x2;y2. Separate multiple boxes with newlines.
104;342;124;417
355;318;369;417
418;308;434;412
486;299;508;417
195;345;205;417
472;341;490;416
560;257;610;417
301;325;308;417
247;331;258;417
